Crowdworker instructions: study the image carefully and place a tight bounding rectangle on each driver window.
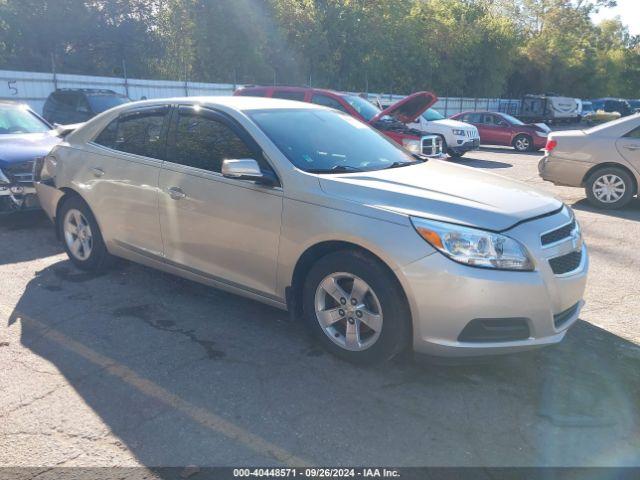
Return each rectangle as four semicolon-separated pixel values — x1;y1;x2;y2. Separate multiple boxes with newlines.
169;112;256;173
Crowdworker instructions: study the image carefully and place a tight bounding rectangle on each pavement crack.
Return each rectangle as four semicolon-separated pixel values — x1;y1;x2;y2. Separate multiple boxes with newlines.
113;304;226;359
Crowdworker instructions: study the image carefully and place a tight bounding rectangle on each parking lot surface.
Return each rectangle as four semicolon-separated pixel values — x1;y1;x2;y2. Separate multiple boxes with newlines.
1;148;639;468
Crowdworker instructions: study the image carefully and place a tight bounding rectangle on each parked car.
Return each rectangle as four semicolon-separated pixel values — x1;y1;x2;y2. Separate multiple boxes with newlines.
539;113;640;209
401;107;480;158
234;86;443;157
451;111;550;152
43;88;130;124
520;94;580;124
628;99;640;113
0;101;63;214
591;98;633;117
35;97;588;363
580;100;596;122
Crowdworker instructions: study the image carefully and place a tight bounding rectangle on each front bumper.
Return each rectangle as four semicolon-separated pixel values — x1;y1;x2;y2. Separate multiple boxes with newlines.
449;138;480;154
0;185;40;214
398;208;588;357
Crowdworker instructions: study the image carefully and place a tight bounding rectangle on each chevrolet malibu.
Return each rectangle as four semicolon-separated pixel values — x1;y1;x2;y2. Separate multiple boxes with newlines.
35;97;588;364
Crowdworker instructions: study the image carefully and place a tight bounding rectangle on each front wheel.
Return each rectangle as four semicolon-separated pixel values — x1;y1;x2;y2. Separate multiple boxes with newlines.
513;134;533;152
448;149;464;158
302;250;410;364
57;195;113;271
585;167;635;209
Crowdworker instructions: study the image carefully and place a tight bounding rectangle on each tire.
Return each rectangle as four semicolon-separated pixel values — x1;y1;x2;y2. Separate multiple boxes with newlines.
57;195;114;271
302;250;410;365
585;167;635;210
448;149;464;158
513;134;533;152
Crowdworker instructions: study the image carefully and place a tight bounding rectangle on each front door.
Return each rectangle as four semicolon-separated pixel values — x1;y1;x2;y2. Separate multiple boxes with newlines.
158;105;283;297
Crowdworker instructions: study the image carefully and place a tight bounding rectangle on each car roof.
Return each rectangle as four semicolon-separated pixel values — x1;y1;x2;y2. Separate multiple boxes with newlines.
238;85;351;97
119;96;322;112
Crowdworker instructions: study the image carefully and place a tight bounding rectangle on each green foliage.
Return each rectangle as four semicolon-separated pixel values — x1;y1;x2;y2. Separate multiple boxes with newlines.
0;0;637;97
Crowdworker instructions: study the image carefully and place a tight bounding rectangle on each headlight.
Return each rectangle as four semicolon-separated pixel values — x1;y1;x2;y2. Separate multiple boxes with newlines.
452;129;465;136
411;217;534;271
0;168;9;185
402;138;421;154
34;155;56;183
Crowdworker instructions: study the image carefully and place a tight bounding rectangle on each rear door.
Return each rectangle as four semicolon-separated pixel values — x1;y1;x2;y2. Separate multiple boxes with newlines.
87;105;170;256
616;125;640;173
158;105;283;297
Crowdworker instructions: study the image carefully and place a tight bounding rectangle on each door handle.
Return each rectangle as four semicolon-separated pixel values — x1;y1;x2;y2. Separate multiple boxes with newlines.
91;167;104;178
623;145;640;151
168;186;186;200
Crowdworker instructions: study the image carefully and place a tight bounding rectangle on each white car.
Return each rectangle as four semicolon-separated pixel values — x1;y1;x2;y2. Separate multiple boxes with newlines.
408;108;480;158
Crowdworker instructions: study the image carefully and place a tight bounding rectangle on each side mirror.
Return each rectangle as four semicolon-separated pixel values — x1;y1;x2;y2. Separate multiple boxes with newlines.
221;159;276;186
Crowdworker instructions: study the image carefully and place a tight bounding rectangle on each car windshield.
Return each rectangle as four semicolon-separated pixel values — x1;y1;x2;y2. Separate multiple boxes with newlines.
422;108;445;121
582;101;594;111
0;105;51;134
342;95;381;121
87;94;130;113
501;113;524;125
248;108;420;173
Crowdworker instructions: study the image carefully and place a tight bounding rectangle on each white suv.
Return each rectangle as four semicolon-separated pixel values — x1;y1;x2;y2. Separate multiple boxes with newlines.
409;108;480;158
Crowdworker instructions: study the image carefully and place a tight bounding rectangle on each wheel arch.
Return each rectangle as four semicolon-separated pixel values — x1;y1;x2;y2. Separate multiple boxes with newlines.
286;240;412;335
581;162;638;194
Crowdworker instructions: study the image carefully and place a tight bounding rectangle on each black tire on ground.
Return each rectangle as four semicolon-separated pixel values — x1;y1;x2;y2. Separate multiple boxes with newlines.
513;134;534;152
57;194;114;271
448;149;464;158
585;167;635;210
302;250;411;365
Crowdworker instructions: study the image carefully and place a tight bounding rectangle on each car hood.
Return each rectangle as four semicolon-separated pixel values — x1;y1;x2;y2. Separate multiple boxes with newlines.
371;92;437;124
430;118;475;129
0;132;60;168
318;160;562;231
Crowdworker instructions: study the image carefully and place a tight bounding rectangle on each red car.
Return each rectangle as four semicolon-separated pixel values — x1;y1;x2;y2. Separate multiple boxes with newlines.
235;86;443;156
451;111;550;152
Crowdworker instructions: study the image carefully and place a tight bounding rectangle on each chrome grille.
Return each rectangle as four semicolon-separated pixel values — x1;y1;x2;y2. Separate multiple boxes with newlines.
421;135;443;156
3;161;35;186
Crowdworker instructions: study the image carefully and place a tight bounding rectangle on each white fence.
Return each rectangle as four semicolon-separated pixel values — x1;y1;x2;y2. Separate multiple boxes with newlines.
0;69;521;116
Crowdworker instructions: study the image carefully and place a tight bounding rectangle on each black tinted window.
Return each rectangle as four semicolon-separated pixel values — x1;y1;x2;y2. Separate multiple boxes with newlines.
624;126;640;139
170;112;254;172
94;109;167;159
311;94;348;113
272;91;305;101
51;92;78;108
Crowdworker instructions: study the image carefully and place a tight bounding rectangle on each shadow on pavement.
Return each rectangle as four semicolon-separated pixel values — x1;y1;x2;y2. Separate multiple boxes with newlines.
449;156;512;169
10;260;640;468
571;198;640;222
478;146;543;157
0;210;63;265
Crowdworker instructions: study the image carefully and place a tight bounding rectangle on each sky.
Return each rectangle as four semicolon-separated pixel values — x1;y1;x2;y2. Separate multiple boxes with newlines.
591;0;640;35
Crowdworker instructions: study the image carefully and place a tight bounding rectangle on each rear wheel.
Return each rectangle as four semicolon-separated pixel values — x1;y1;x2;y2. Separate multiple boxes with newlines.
585;167;635;209
57;195;113;271
302;250;410;364
513;134;533;152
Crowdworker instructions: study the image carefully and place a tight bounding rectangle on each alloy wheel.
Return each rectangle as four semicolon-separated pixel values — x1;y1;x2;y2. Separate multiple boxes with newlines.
314;273;383;351
592;174;626;203
515;136;530;151
63;208;93;261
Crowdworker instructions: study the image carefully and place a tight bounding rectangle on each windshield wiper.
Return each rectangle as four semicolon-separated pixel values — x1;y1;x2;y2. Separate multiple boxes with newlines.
384;160;422;169
307;165;363;174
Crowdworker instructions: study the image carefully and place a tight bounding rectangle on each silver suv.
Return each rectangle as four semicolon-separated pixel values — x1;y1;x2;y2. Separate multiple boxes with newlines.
35;97;588;364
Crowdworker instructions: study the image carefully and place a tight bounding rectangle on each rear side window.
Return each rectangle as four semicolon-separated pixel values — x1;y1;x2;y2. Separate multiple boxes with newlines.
169;111;255;173
272;91;306;101
624;126;640;139
311;94;348;113
94;108;168;159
